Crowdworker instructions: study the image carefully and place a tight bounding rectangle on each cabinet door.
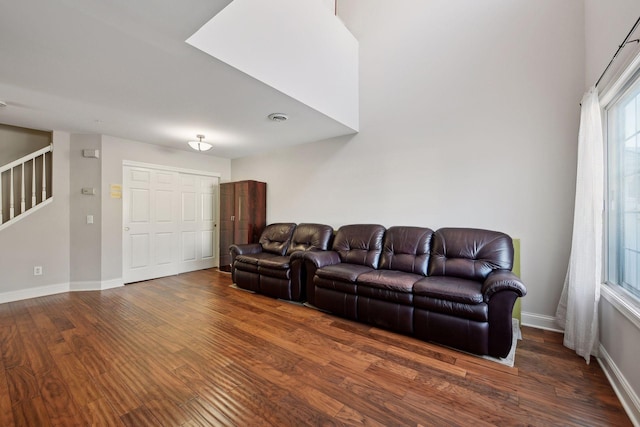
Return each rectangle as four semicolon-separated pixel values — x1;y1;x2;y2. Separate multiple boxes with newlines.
218;182;235;269
234;181;250;245
249;181;267;243
234;181;267;245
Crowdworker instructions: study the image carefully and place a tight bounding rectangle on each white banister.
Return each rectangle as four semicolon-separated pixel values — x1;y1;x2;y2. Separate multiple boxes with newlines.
31;158;36;207
0;145;51;175
0;144;53;230
20;164;25;214
42;153;46;200
9;168;14;220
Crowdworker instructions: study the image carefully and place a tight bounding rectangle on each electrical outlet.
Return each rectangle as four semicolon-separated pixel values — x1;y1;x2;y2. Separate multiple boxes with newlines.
33;266;43;276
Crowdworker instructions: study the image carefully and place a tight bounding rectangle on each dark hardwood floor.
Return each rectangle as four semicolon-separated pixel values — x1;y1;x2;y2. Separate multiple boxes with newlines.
0;269;631;426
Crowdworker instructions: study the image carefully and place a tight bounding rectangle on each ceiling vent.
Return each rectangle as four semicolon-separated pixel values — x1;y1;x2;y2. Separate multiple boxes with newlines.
268;113;288;122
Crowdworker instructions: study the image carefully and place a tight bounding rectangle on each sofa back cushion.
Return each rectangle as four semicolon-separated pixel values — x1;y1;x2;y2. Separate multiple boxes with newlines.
379;226;434;275
428;228;513;281
259;223;297;256
287;223;334;255
332;224;386;268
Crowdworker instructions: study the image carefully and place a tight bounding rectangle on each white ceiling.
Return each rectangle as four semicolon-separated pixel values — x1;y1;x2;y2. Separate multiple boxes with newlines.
0;0;356;159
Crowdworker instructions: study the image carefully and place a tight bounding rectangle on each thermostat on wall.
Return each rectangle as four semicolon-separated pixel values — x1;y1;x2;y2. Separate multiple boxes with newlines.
82;149;100;158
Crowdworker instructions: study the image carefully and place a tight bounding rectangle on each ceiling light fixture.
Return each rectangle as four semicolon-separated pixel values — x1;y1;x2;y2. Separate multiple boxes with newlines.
268;113;288;122
188;134;212;152
0;101;7;108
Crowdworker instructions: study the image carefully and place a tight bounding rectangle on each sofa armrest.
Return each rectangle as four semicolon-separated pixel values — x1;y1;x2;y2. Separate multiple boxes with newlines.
484;270;526;358
229;243;262;282
302;250;341;268
298;250;341;305
482;270;527;301
230;243;263;258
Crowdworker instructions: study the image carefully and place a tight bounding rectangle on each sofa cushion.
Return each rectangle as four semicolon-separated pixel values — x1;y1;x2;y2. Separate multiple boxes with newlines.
236;252;280;265
357;270;422;293
413;297;488;322
257;255;291;270
379;226;434;275
259;223;297;255
258;265;290;280
357;285;416;306
234;262;259;274
314;276;358;295
332;224;386;268
316;264;373;283
287;223;334;255
357;270;421;305
428;228;513;281
413;276;483;305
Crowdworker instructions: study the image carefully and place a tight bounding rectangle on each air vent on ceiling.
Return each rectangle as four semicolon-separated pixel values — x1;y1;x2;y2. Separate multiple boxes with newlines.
268;113;288;122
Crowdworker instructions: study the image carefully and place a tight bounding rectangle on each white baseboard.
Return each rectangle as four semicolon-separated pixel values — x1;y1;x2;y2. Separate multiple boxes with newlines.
598;344;640;427
0;282;69;304
69;279;123;291
70;281;101;291
1;278;125;304
521;311;564;332
69;278;124;292
101;278;124;290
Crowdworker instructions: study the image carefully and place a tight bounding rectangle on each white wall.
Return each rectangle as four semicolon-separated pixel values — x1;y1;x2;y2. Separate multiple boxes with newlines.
0;131;70;300
69;134;102;286
231;0;585;323
585;0;640;423
100;135;231;283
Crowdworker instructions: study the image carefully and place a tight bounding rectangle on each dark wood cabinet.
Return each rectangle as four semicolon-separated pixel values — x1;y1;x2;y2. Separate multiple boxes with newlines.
219;180;266;271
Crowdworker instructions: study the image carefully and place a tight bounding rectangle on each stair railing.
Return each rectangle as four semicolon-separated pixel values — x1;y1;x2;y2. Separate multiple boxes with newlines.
0;144;52;228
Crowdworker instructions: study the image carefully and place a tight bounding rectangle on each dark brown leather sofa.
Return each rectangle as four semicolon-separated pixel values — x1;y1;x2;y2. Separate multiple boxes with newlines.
231;223;333;301
301;224;526;358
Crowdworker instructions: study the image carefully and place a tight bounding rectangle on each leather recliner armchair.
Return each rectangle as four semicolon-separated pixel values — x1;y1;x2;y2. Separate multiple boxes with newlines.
231;223;333;301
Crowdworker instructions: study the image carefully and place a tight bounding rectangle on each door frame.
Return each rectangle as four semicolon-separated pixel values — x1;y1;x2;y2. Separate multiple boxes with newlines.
122;160;221;282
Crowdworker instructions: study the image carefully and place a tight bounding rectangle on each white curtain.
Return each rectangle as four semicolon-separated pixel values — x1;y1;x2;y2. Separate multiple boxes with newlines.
556;86;604;364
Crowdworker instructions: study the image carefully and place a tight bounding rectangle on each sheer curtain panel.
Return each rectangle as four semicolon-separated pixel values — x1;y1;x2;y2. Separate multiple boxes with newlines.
556;86;603;363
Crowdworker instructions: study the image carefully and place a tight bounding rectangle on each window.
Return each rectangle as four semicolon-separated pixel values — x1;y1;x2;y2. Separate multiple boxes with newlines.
606;71;640;300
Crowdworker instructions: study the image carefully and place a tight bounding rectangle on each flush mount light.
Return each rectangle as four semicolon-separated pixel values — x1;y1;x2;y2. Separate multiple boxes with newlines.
188;134;212;152
0;101;7;108
268;113;288;122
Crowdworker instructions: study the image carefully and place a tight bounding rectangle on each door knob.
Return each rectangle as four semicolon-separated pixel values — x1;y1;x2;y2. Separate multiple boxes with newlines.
124;227;130;231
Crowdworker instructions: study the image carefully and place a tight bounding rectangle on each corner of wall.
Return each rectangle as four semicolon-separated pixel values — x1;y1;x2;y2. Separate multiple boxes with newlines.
521;311;564;332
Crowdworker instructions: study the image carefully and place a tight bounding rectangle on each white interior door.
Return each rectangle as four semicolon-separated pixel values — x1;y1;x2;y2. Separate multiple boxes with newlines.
123;165;218;284
178;174;218;273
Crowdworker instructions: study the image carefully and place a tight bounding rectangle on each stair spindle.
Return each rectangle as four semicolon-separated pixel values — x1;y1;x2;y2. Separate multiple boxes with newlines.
20;164;25;214
0;144;53;230
0;171;3;224
9;167;14;220
42;153;47;200
32;158;36;207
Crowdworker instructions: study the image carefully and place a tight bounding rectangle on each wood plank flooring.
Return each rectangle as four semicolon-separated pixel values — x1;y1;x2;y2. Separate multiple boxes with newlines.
0;268;631;426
